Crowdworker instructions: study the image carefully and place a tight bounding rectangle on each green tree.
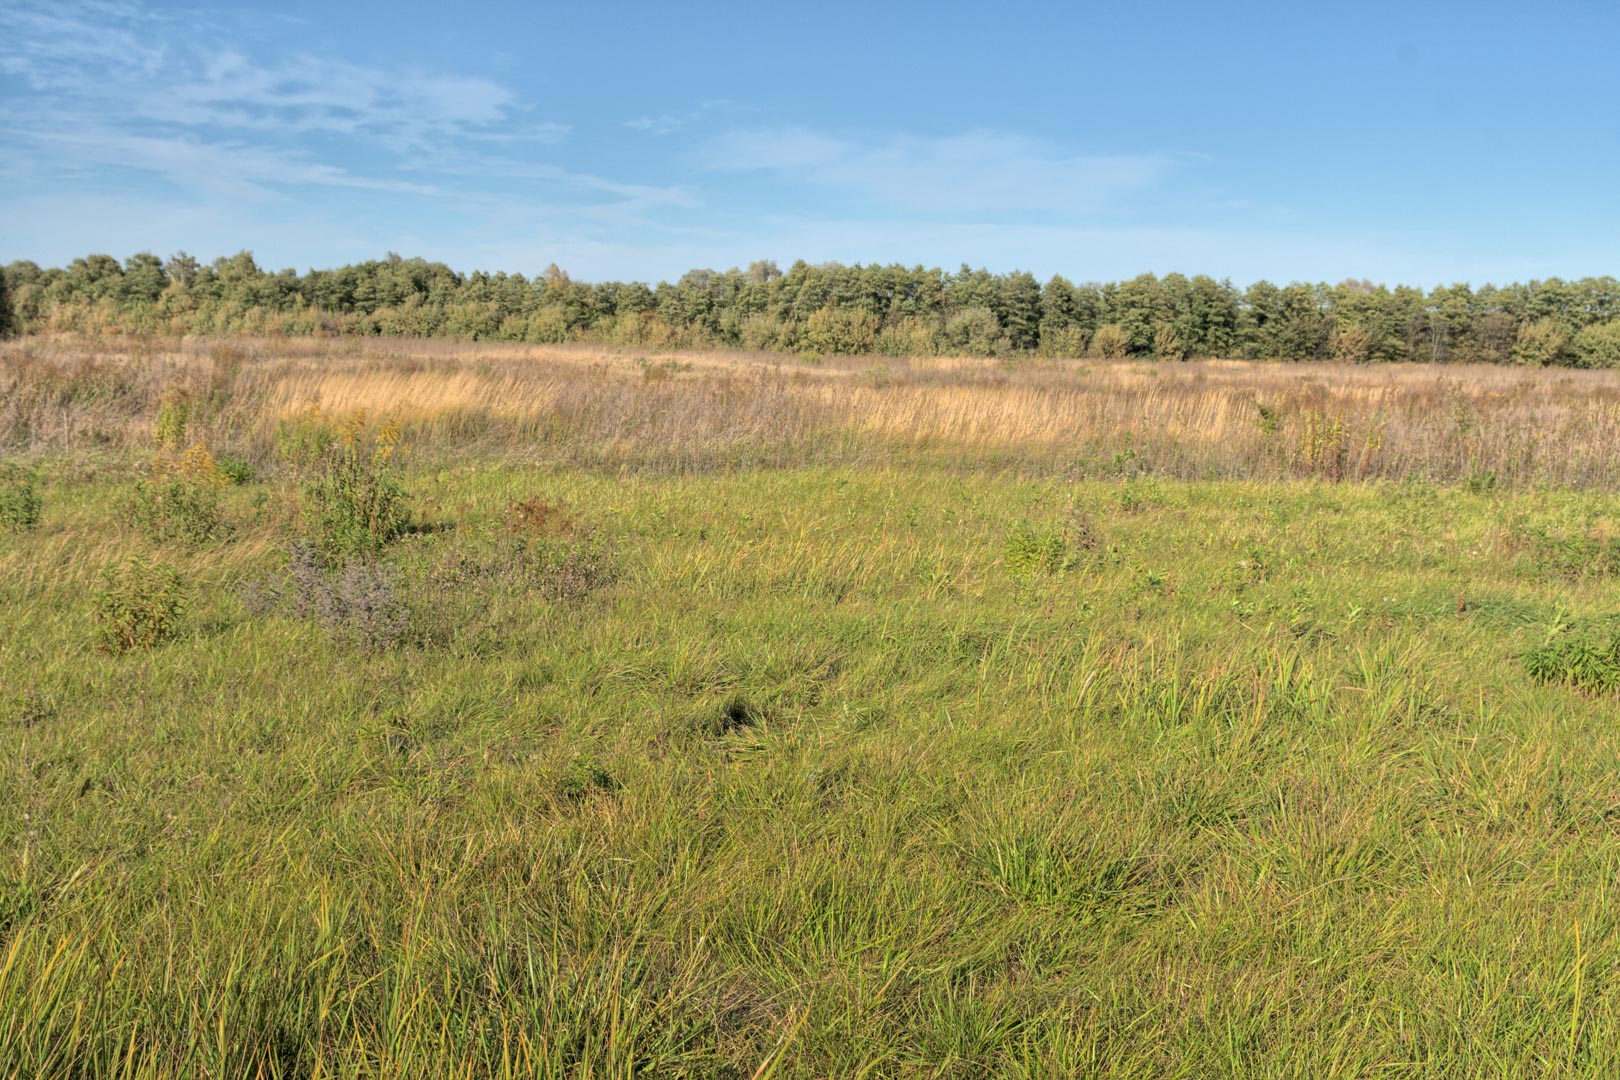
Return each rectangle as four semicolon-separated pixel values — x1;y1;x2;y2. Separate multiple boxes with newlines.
0;264;13;338
1112;274;1169;354
1000;271;1042;351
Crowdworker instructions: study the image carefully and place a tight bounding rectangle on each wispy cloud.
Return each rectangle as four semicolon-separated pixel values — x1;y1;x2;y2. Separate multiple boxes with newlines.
625;99;758;137
137;50;534;149
702;127;1182;215
0;0;629;215
0;0;168;90
19;126;447;200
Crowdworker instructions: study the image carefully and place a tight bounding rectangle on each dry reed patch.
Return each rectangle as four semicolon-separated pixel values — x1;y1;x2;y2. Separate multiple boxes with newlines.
7;337;1620;485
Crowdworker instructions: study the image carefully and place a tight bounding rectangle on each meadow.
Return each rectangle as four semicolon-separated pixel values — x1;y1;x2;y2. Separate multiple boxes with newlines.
5;337;1620;1076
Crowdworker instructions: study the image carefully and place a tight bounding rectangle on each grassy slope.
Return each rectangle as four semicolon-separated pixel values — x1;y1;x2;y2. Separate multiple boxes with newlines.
4;463;1620;1077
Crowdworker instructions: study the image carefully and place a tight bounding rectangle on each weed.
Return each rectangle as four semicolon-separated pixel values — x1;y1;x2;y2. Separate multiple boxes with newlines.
0;466;42;530
701;694;763;737
303;412;410;560
1523;619;1620;693
1114;476;1161;513
1064;501;1101;551
1004;520;1071;579
9;691;58;728
216;454;256;485
152;388;191;451
127;443;230;545
431;528;618;605
93;558;186;653
1299;408;1349;480
271;541;411;649
527;528;618;603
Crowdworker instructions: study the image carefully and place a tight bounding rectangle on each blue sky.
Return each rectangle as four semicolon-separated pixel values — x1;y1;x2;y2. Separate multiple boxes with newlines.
3;0;1617;285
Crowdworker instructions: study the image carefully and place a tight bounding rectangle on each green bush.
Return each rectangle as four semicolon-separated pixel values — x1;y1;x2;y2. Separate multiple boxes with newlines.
216;454;256;485
304;413;411;560
1512;318;1569;367
1004;520;1072;580
803;305;879;356
94;558;187;653
1570;321;1620;369
943;307;1006;356
0;468;42;530
1523;620;1620;693
128;445;230;545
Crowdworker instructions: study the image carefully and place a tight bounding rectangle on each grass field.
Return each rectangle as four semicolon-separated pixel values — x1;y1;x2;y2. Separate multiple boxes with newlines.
5;340;1620;1076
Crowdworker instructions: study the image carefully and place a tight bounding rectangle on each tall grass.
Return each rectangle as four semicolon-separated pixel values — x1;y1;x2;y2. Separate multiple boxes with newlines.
5;465;1620;1075
5;335;1620;484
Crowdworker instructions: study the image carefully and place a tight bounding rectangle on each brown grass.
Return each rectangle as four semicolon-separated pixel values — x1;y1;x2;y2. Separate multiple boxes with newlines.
5;334;1620;485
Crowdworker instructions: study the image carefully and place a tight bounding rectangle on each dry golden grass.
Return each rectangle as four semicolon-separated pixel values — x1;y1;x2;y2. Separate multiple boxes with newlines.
5;334;1620;484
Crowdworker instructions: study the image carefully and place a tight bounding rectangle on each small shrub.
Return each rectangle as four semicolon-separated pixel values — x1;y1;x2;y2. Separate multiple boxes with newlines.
216;454;255;485
1038;324;1089;359
1004;520;1071;579
128;443;230;545
94;558;186;653
256;541;411;649
1524;621;1620;693
0;468;42;530
304;412;410;561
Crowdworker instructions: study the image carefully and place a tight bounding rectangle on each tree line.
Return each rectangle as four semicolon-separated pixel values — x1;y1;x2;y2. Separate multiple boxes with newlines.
4;251;1620;366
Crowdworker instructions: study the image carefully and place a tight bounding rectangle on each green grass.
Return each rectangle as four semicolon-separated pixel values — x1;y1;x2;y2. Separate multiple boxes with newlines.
5;461;1620;1076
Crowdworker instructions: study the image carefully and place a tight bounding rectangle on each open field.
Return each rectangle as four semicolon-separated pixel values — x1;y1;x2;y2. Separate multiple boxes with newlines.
6;340;1620;1076
7;336;1620;485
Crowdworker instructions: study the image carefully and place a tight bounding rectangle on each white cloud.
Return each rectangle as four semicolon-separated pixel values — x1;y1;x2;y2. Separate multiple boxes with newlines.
702;127;1181;215
0;0;168;90
138;49;528;149
624;99;759;137
0;0;695;243
22;127;447;200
